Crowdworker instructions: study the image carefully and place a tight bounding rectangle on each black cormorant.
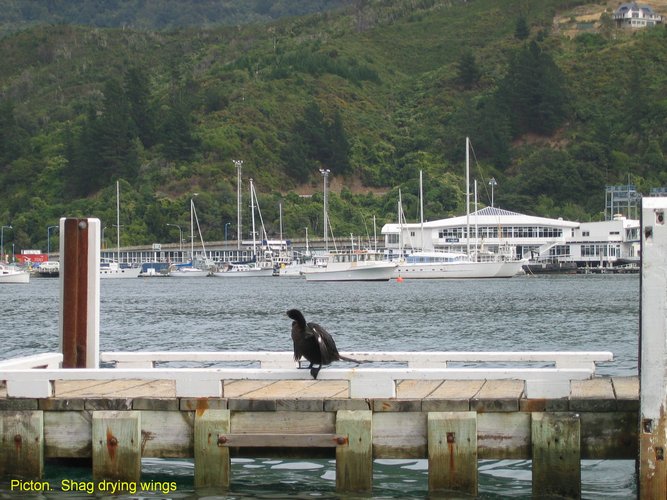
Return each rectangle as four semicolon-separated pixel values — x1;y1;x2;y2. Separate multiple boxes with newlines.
286;308;359;379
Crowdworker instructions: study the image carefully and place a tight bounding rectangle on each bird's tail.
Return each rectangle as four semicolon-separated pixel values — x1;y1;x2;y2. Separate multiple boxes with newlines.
338;354;366;364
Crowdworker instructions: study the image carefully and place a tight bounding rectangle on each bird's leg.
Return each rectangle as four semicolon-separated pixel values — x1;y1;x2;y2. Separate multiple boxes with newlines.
310;364;321;379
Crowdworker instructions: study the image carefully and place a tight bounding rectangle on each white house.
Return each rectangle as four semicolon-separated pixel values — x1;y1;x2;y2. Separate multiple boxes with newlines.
613;2;663;28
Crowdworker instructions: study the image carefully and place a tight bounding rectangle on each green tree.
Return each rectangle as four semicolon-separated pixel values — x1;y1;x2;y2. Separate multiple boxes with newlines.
456;50;481;90
124;66;156;148
496;41;568;137
514;14;530;40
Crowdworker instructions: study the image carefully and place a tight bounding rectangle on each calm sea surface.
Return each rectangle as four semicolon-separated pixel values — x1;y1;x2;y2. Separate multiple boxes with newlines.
1;274;639;498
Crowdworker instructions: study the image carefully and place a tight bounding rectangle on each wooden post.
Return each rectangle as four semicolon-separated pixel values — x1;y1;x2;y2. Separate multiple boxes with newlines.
194;409;231;489
532;412;580;498
639;197;667;497
60;217;100;368
92;411;141;483
0;411;44;479
335;410;373;493
428;411;477;495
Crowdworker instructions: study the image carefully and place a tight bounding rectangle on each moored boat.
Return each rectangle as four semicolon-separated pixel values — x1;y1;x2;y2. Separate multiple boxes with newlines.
0;263;30;284
301;251;397;282
139;262;171;277
100;261;141;279
36;261;60;278
395;251;523;279
211;261;274;278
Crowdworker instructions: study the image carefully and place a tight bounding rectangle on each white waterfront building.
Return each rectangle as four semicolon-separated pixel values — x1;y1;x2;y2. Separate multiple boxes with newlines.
381;207;640;270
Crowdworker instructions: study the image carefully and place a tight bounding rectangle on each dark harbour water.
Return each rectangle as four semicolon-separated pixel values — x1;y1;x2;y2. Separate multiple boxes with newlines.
1;274;640;498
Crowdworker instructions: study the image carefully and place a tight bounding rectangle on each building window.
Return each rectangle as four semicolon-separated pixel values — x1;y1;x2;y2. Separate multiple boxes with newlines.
387;234;399;244
582;231;590;237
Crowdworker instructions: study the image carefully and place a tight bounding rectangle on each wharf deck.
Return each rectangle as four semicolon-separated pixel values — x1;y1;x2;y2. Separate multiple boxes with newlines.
0;375;638;413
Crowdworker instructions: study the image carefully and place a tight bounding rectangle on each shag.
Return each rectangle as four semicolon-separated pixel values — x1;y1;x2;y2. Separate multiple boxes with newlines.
286;308;359;379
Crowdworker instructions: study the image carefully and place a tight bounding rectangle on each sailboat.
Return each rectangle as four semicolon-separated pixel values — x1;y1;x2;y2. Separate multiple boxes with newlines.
301;171;397;282
170;197;210;278
394;140;524;279
212;178;274;278
100;181;141;279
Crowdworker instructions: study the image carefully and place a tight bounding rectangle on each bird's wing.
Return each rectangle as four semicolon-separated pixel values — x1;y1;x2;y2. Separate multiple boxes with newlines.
309;322;338;365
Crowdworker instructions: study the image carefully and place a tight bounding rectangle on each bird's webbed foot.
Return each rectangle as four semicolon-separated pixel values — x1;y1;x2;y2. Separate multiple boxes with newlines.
309;365;321;379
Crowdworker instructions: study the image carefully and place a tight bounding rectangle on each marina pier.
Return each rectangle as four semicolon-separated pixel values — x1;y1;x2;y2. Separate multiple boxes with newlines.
1;199;666;498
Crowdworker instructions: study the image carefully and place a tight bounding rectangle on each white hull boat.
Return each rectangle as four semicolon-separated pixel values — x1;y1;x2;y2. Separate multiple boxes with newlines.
211;262;274;278
395;252;523;279
170;266;208;278
0;264;30;284
100;262;141;279
302;252;397;282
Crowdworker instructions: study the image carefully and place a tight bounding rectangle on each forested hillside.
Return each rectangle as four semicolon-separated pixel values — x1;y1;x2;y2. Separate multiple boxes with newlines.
1;0;666;252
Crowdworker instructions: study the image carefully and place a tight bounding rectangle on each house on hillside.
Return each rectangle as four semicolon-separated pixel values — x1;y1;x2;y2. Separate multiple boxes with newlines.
613;2;663;28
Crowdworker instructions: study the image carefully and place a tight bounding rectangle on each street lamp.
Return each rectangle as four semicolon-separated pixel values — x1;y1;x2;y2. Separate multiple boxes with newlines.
1;225;12;263
224;222;231;243
47;225;59;259
166;224;183;253
102;226;108;250
489;177;498;207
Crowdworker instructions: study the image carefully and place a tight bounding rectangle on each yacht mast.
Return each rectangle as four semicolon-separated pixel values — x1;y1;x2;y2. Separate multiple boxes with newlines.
190;197;195;261
466;137;471;257
250;178;257;256
234;160;243;251
419;170;424;251
320;169;330;251
116;180;120;263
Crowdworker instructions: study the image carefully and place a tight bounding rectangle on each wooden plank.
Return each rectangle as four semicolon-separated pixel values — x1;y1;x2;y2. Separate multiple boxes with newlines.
336;410;373;493
532;412;580;498
612;376;639;399
472;380;523;412
426;380;484;399
397;380;443;399
373;412;427;458
217;433;343;447
92;411;141;482
231;411;335;434
478;413;530;459
428;411;477;495
571;378;616;411
0;410;44;479
44;411;91;458
55;380;112;397
580;412;637;459
194;409;230;489
223;380;276;398
141;411;193;458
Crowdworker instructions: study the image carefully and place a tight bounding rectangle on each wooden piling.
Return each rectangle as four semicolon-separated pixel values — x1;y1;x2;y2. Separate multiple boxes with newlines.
639;197;667;498
60;217;100;369
532;412;581;499
0;411;44;479
194;409;231;489
427;411;477;495
335;410;372;493
91;411;141;483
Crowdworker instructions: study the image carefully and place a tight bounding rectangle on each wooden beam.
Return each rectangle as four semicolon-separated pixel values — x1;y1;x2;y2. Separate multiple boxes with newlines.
639;197;667;498
336;410;372;493
194;409;230;489
428;411;477;495
60;218;100;369
92;411;141;483
0;411;44;479
532;412;580;498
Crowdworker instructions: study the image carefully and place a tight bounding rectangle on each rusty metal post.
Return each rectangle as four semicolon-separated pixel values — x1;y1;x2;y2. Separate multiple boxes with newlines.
59;217;100;368
639;198;667;497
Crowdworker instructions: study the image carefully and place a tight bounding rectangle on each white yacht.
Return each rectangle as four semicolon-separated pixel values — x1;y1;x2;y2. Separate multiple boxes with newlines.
395;251;524;279
301;251;397;282
0;263;30;284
